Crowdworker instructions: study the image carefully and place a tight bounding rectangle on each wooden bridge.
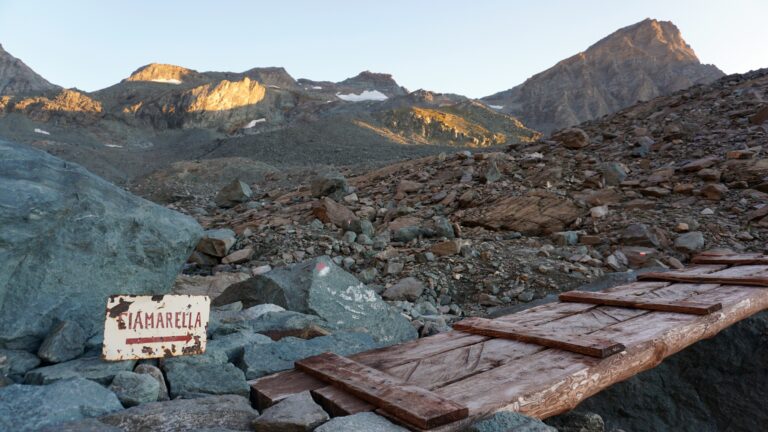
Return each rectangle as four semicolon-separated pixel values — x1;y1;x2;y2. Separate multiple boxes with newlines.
249;253;768;431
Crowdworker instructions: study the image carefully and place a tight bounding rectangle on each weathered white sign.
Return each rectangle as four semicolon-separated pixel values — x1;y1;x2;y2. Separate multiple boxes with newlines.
102;294;209;361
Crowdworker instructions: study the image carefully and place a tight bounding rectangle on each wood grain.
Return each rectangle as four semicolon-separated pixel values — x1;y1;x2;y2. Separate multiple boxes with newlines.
559;290;722;315
453;317;625;358
296;352;468;429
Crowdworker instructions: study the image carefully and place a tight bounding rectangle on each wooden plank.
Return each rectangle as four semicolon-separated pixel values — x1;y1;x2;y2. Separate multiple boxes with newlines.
295;352;469;429
638;272;768;287
692;252;768;265
249;266;737;415
311;385;375;416
559;290;722;315
427;284;768;431
452;317;625;358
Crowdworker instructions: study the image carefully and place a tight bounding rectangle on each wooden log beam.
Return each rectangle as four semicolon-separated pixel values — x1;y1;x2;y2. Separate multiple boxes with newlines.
295;352;468;429
638;272;768;287
559;290;722;315
452;317;625;358
692;252;768;265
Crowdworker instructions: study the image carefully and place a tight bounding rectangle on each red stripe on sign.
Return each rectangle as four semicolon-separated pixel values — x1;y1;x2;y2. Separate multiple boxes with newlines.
125;335;192;344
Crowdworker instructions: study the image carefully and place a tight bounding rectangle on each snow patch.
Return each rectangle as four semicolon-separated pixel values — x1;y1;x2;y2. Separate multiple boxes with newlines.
243;118;267;129
104;144;123;148
489;105;504;109
312;86;322;90
34;128;50;135
150;78;182;85
336;90;388;102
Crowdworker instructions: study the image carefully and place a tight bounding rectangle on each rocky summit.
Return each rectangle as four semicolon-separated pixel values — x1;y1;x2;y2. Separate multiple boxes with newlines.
482;19;725;133
0;9;766;432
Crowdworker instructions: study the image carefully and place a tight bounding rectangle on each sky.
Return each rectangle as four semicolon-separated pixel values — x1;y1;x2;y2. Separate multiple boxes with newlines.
1;0;766;98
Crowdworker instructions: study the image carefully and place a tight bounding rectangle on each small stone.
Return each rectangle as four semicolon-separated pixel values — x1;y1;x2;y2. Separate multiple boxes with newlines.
196;229;236;257
358;268;378;283
675;223;690;232
214;179;252;208
311;173;349;201
109;371;160;407
600;162;627;186
315;412;409;432
222;247;254;264
590;205;609;218
700;183;728;200
552;231;579;246
674;231;705;254
386;261;404;275
552;127;589;149
342;231;357;243
518;291;535;302
483;160;502;183
701;208;715;215
382;277;425;302
431;239;466;256
252;264;273;275
252;391;329;432
620;223;660;248
348;219;374;237
133;364;169;401
37;320;87;364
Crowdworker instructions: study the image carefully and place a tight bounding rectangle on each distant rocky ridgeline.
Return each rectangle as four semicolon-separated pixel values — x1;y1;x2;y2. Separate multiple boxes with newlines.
482;19;725;133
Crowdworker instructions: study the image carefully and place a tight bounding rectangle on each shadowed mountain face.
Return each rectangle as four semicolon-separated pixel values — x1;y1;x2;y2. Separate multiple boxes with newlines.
0;44;59;95
482;18;725;134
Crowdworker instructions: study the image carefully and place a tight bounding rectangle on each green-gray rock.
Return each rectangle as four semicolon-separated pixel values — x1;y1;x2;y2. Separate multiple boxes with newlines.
466;412;556;432
214;256;416;344
0;140;202;350
253;391;329;431
208;330;273;363
24;355;135;385
109;371;160;407
0;349;40;382
240;332;378;379
37;320;87;363
165;361;249;398
98;394;258;431
314;412;409;432
0;378;123;432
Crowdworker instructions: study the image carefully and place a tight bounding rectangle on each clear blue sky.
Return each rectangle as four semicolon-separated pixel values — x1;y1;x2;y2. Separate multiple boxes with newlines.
1;0;766;97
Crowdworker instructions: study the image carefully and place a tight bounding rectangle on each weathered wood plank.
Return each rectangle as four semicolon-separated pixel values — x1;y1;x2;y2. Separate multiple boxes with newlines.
559;290;722;315
692;252;768;265
295;352;469;429
453;317;625;358
638;271;768;287
311;385;375;416
428;285;768;431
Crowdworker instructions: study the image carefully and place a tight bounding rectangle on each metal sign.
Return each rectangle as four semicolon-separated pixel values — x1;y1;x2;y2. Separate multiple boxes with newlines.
102;294;210;361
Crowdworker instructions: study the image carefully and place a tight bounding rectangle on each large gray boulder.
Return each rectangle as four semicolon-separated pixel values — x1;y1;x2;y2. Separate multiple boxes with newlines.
164;361;250;398
214;256;416;344
0;378;123;432
0;140;202;350
98;394;259;431
24;355;135;385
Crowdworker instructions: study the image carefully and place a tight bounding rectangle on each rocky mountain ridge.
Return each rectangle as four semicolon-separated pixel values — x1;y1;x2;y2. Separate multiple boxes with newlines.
0;44;59;95
482;18;725;133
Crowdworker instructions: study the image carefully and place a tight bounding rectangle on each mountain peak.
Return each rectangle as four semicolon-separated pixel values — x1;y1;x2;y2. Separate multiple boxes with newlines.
126;63;201;85
586;18;699;63
0;43;59;95
482;19;724;133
